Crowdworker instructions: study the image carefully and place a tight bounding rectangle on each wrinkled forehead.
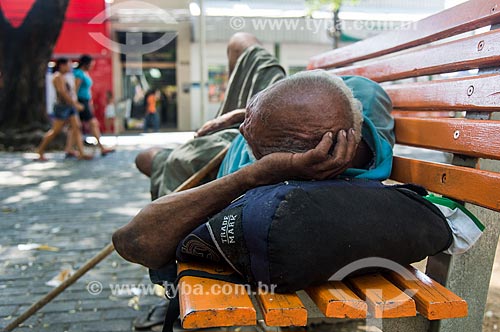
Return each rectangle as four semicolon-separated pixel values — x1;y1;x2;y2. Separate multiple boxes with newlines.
243;94;266;129
246;92;263;114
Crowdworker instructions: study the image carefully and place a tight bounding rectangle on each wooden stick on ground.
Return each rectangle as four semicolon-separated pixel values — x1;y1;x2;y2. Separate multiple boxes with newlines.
3;146;229;332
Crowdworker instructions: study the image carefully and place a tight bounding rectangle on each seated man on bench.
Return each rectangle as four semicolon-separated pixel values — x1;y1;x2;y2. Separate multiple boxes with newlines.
136;32;285;201
113;69;394;269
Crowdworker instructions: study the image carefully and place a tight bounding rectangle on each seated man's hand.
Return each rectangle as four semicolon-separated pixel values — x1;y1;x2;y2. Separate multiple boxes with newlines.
250;129;358;185
195;109;246;137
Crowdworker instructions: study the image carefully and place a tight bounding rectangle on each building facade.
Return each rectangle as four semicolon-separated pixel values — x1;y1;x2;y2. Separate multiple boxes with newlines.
2;0;466;131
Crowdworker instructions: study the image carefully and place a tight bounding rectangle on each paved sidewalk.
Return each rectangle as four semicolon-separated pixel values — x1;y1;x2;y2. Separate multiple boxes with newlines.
0;135;187;332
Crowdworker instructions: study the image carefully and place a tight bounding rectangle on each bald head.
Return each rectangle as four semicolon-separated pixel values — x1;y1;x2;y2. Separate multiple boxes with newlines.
227;32;261;75
240;70;363;159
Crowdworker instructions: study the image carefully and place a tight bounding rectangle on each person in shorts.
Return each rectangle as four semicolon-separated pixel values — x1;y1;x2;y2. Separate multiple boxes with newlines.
36;58;93;161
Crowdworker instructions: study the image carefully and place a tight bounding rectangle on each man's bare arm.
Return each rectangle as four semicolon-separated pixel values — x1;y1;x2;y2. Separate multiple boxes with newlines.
195;109;246;137
113;130;358;269
113;165;261;269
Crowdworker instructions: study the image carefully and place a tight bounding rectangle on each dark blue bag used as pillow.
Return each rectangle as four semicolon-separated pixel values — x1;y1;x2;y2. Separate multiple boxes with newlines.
177;178;452;293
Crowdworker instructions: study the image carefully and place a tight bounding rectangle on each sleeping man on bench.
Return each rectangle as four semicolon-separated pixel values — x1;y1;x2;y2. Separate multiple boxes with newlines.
113;70;396;269
114;67;482;265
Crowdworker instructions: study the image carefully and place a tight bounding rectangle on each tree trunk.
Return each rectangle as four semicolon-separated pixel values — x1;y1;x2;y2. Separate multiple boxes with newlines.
0;0;70;150
332;8;341;49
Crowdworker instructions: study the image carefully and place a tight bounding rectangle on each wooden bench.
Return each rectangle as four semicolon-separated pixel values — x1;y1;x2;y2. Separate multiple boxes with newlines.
177;1;500;331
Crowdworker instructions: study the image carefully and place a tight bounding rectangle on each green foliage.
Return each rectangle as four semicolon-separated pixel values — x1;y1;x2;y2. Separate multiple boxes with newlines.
305;0;359;13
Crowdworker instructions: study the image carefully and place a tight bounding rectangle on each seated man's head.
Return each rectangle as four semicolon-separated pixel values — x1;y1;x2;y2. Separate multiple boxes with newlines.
227;32;261;75
240;70;363;159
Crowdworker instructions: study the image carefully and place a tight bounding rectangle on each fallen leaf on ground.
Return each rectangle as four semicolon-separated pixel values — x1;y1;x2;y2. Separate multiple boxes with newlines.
45;266;74;287
17;243;59;252
128;295;140;310
2;206;17;213
154;284;165;297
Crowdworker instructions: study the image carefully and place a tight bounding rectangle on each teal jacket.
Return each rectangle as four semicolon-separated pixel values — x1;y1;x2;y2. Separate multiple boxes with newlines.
217;76;395;181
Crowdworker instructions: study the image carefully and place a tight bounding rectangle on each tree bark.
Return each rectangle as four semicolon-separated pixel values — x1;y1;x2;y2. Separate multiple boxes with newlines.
0;5;11;93
0;0;70;150
332;8;341;49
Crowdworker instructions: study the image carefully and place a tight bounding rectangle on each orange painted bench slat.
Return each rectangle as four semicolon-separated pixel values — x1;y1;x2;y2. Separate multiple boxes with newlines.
385;266;468;320
177;263;469;328
177;262;257;329
257;292;308;326
347;274;417;319
386;74;500;111
391;156;500;212
177;261;235;276
394;117;500;160
306;281;368;319
330;29;500;82
308;0;500;69
179;275;257;328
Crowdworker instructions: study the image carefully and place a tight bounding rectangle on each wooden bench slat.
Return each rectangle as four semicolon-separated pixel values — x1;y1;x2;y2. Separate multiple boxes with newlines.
308;0;500;69
391;156;500;212
177;261;235;276
306;281;367;319
391;111;455;118
385;266;468;320
176;264;468;326
330;29;500;82
179;276;257;329
346;274;416;319
394;117;500;159
177;262;257;329
257;292;308;326
386;74;500;111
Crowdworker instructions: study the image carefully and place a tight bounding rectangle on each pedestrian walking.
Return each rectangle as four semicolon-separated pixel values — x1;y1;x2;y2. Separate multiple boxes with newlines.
36;58;93;161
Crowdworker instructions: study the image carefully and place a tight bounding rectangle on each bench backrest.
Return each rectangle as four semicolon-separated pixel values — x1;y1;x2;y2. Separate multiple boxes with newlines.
308;0;500;213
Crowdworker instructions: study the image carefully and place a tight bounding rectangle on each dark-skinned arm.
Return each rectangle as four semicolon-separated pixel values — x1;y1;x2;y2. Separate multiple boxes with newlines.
113;129;358;269
194;108;246;137
74;77;82;97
